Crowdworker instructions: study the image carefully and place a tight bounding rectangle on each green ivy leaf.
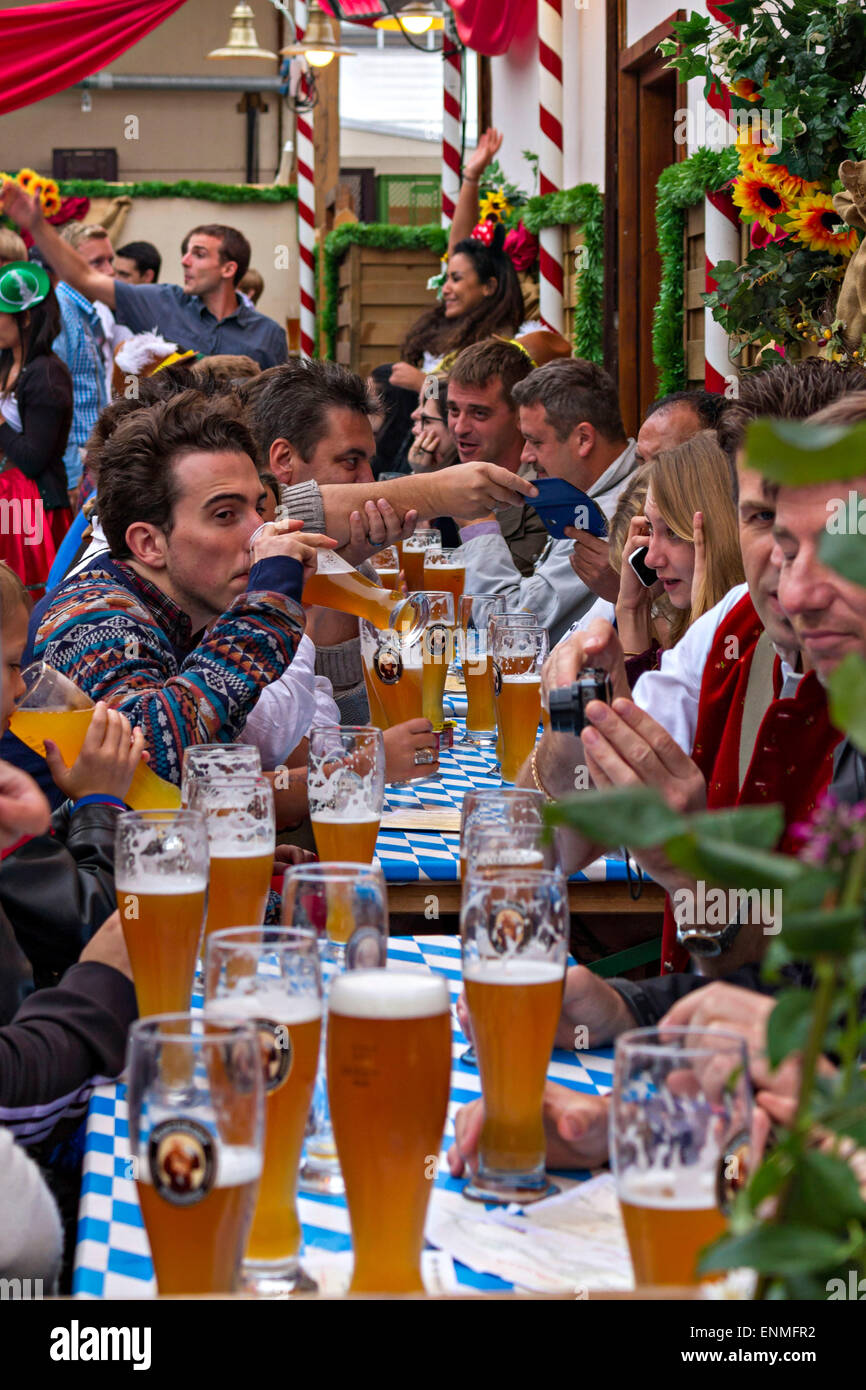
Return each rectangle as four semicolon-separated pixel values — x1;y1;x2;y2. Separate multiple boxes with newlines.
766;989;815;1067
786;1149;866;1231
777;905;863;957
664;837;809;890
747;1146;795;1209
819;526;866;589
745;419;866;485
698;1223;851;1275
544;787;686;848
827;654;866;754
688;804;784;849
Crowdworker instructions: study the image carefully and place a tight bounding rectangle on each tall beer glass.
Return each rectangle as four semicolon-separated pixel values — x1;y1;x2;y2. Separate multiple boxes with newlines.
126;1015;264;1295
493;625;549;783
115;810;209;1017
456;594;506;744
308;725;384;868
369;546;400;587
461;866;568;1203
458;787;545;879
328;970;451;1293
186;775;275;942
205;927;323;1293
424;546;466;610
10;661;181;810
611;1028;751;1287
464;819;558;877
401;527;441;592
421;590;455;732
181;743;262;805
488;614;539;762
359;608;425;731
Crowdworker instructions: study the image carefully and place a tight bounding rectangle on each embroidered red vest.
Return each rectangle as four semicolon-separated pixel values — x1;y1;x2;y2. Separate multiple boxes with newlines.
660;592;841;973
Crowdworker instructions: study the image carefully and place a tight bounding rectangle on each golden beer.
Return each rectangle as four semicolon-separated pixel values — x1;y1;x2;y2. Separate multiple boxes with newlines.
207;994;322;1267
311;813;380;865
421;625;453;731
463;657;496;734
328;971;451;1293
401;543;430;593
10;706;181;811
464;960;563;1176
202;850;273;943
303;551;421;632
423;554;466;609
116;877;206;1016
137;1147;260;1295
618;1171;727;1286
366;650;424;728
497;674;542;783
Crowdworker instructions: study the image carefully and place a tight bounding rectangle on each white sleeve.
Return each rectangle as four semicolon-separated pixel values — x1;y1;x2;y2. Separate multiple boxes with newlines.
0;1126;63;1285
631;583;749;753
310;676;341;730
238;634;318;770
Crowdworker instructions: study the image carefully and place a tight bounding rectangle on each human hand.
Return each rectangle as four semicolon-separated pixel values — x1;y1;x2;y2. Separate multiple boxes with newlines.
448;1083;610;1177
79;911;133;982
389;361;425;392
342;500;418;566
44;703;145;802
616;515;658;613
434;460;537;518
272;843;319;876
542;618;631;708
251;519;339;582
408;429;441;472
581;696;707;814
0;758;51;847
554;964;638;1049
463;127;503;182
661;983;809;1099
0;178;43;232
566;528;620;603
383;718;439;782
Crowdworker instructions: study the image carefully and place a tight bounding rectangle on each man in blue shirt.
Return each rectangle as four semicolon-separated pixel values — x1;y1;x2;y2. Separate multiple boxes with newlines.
53;281;108;493
1;182;288;370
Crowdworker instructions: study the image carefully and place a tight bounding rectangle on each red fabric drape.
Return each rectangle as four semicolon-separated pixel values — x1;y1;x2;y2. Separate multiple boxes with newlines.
446;0;535;56
0;0;190;118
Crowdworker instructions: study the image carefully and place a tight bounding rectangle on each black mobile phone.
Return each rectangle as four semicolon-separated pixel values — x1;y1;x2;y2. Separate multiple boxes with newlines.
627;545;658;588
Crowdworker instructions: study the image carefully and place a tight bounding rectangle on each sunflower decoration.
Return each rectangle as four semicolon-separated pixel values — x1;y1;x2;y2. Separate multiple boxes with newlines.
787;193;860;258
735;128;778;170
729;77;762;103
478;187;512;226
15;168;39;192
11;169;63;217
732;163;796;234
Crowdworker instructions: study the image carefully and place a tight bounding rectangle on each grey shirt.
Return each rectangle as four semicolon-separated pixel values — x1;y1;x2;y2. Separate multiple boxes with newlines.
113;282;288;369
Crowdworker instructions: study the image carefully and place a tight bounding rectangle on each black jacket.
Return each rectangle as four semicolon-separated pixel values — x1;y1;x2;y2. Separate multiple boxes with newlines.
0;353;73;510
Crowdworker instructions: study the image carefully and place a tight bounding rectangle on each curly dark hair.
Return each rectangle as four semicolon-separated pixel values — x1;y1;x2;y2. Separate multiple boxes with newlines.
400;224;525;367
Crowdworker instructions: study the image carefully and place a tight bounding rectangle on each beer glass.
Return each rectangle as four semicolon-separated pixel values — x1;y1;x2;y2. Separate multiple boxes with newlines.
298;542;427;639
308;725;384;868
461;866;568;1203
369;546;400;587
458;787;545;880
359;607;425;732
204;927;323;1293
282;862;388;1195
181;743;262;805
185;775;275;943
328;969;451;1293
488;615;539;761
424;546;466;610
421;590;455;732
611;1028;751;1287
115;810;209;1018
401;527;441;592
10;661;181;811
126;1015;264;1295
492;625;549;783
456;594;506;744
464;819;559;877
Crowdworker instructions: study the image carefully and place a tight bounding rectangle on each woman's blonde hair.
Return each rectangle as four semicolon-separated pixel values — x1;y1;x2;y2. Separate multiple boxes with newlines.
0;562;31;624
647;430;744;643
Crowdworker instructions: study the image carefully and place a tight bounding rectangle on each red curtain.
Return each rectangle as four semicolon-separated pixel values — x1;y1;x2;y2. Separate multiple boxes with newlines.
0;0;191;117
446;0;535;56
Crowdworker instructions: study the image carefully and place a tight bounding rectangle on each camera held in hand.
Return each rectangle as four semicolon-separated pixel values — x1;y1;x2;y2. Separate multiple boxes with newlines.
548;667;613;735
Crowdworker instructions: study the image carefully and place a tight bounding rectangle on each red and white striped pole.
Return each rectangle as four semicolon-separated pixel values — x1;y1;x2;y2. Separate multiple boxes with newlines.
441;11;462;230
295;0;316;359
704;0;740;392
538;0;564;333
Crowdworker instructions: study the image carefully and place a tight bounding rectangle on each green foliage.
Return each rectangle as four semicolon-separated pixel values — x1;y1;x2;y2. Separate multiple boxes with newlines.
744;419;866;485
828;655;866;755
54;178;298;204
521;184;604;363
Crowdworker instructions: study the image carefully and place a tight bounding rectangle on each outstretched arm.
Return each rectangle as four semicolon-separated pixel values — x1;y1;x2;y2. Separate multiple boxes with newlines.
0;180;116;311
448;127;504;253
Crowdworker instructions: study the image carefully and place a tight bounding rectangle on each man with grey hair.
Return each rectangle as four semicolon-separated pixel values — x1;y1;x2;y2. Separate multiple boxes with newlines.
456;358;638;644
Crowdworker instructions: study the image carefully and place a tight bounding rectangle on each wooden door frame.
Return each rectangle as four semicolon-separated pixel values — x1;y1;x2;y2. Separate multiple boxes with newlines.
615;12;686;435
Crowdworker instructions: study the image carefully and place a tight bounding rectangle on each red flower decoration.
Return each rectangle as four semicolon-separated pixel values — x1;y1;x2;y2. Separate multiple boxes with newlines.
504;222;539;273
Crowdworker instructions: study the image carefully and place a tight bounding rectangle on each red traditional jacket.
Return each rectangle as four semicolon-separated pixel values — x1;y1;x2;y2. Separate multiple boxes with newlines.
660;591;841;973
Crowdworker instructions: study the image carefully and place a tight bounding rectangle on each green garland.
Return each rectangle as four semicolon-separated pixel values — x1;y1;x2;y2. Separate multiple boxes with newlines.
320;222;448;362
521;184;604;363
653;146;739;395
55;178;297;203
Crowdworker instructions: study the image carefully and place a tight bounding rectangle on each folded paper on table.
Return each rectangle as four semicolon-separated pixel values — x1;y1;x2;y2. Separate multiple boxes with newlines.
380;808;462;833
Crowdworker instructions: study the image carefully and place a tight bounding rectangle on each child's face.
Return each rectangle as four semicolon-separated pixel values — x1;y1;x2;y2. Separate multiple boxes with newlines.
1;603;29;731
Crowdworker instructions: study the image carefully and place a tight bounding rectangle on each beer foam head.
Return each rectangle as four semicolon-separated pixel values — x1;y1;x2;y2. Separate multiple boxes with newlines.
115;871;207;894
309;811;381;825
205;991;322;1026
463;958;565;986
616;1166;718;1210
329;968;449;1019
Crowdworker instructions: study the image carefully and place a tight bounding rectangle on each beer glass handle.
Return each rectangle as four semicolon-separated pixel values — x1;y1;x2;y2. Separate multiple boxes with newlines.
389;593;430;643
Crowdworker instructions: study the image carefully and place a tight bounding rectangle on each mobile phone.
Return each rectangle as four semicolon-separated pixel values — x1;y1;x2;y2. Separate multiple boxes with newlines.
627;545;658;588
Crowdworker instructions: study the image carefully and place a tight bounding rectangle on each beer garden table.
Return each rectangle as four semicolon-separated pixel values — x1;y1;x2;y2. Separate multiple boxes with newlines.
72;935;616;1298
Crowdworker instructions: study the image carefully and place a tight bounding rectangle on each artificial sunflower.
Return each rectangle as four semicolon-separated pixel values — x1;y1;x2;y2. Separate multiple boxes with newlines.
479;188;512;225
736;129;777;170
787;193;860;258
15;168;38;190
732;166;794;233
729;77;762;102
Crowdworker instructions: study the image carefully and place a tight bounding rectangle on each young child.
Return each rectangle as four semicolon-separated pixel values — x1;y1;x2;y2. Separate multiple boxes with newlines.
0;563;144;997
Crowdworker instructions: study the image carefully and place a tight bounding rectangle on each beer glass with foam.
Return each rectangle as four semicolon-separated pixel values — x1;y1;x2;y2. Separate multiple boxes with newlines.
114;810;209;1018
126;1014;264;1295
205;927;323;1293
492;624;549;783
455;594;506;745
328;969;451;1293
369;546;401;588
181;743;262;806
420;590;455;732
423;546;466;611
185;775;275;943
461;866;568;1203
308;725;384;872
611;1028;751;1287
401;527;441;592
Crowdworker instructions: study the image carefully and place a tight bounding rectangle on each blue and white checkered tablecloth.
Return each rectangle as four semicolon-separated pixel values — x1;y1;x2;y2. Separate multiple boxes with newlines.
377;709;631;886
72;936;613;1299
